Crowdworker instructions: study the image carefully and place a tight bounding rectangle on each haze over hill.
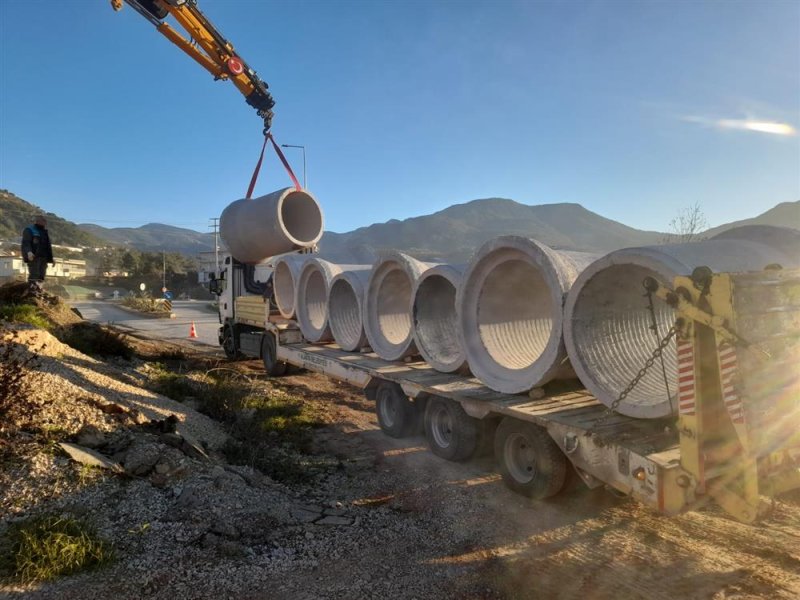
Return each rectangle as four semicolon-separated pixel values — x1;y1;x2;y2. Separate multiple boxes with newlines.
317;198;800;263
79;222;215;254
1;189;796;263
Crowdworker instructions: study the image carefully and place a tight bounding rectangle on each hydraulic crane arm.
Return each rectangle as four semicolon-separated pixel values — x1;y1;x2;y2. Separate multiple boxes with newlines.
111;0;275;133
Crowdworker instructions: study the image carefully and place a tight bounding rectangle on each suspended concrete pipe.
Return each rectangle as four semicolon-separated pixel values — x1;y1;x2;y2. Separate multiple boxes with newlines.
272;254;311;319
297;261;370;343
219;187;324;265
412;264;468;373
563;236;799;420
365;252;433;361
458;236;598;395
328;269;372;352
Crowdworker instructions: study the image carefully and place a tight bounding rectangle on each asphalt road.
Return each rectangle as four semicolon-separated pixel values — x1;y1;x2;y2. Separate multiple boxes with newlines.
70;300;221;348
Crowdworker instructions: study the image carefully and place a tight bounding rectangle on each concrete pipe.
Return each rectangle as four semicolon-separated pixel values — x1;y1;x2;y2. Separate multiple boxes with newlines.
220;188;324;264
297;261;370;343
710;225;800;262
458;236;598;394
564;238;798;420
412;265;468;373
328;269;372;351
365;252;434;361
273;254;311;319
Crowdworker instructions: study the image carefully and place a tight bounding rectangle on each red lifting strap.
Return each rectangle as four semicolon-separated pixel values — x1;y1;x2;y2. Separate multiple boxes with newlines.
245;133;302;199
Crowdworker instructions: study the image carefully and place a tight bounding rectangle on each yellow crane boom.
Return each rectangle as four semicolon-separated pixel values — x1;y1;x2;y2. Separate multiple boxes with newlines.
111;0;275;133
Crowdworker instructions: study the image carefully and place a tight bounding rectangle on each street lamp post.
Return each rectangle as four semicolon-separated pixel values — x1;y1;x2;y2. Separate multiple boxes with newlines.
280;144;307;189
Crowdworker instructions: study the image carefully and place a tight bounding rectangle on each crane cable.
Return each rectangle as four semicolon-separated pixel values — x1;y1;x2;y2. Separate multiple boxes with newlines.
245;133;302;199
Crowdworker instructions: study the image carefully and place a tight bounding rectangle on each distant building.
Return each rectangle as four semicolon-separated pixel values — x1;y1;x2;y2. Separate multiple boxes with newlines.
0;256;87;281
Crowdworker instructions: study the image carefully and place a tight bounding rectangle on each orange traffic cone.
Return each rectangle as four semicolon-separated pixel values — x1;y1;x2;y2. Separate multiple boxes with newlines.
189;321;198;339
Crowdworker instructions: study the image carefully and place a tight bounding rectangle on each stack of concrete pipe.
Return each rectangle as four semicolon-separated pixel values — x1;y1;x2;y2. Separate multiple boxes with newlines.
237;190;799;424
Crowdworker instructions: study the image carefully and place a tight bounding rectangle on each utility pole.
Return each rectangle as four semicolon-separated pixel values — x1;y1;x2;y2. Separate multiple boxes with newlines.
209;217;220;275
162;251;166;291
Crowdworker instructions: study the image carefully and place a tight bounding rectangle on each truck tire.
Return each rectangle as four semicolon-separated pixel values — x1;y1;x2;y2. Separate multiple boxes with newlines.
222;325;242;360
375;381;418;438
262;332;288;377
423;397;479;462
494;417;567;499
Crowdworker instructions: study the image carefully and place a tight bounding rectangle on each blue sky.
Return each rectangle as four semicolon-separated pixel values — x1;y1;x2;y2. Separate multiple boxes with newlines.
1;0;798;234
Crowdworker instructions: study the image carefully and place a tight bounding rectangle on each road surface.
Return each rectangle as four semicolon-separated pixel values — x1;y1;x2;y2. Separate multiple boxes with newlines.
70;300;221;348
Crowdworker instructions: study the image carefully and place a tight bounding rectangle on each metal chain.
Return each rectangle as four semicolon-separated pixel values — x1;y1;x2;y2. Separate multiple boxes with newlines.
586;325;678;436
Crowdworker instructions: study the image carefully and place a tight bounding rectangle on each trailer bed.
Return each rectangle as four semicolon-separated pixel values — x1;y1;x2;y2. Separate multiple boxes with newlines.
279;341;682;484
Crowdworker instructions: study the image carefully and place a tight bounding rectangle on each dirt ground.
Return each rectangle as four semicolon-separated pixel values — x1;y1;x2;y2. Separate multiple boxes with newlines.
2;324;799;599
253;368;800;600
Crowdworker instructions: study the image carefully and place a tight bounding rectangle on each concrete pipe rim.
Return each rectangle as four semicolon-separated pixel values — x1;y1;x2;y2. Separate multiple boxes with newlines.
365;258;418;361
328;275;366;351
297;263;331;341
412;266;466;373
273;260;298;318
563;250;684;419
277;189;324;248
457;237;567;394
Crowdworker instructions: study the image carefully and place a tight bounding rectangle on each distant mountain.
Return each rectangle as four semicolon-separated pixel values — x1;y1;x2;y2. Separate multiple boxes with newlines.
704;201;799;237
318;198;666;263
0;190;106;248
3;187;796;263
79;222;215;254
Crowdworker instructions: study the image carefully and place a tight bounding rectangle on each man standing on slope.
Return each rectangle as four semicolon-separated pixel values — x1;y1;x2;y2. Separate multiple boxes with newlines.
21;215;54;289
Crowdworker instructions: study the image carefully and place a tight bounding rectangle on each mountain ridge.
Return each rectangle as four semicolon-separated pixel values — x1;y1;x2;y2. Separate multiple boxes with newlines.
2;189;797;262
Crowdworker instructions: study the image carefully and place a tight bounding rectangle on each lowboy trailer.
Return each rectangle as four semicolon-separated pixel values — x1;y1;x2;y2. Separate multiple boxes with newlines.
223;265;800;523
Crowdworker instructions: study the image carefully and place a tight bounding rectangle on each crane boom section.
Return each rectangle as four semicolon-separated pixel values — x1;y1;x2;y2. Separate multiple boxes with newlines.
112;0;275;132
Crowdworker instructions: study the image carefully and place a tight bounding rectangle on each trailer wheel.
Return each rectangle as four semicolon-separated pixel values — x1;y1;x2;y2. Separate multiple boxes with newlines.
262;332;288;377
494;417;567;499
423;397;479;462
222;325;241;360
375;381;418;438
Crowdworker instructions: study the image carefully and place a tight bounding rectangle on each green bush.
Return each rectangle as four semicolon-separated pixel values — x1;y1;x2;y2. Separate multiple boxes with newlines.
0;304;51;330
0;515;113;583
149;370;198;401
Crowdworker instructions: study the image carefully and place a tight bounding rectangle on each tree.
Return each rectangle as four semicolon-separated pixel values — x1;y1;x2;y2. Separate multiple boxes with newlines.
120;250;140;275
663;202;709;244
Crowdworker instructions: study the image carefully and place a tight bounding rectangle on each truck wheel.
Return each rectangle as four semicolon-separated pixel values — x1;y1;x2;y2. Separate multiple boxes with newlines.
375;381;418;438
494;417;567;499
262;332;288;377
222;325;241;360
423;397;478;462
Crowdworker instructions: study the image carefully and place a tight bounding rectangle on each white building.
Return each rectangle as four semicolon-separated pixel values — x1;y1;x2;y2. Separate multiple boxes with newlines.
0;255;87;281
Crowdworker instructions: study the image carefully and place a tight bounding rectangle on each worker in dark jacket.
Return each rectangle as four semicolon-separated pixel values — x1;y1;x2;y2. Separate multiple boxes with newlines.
21;216;54;288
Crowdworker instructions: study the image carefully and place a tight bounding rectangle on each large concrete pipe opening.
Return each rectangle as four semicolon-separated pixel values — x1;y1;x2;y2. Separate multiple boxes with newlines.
281;191;324;246
413;265;466;373
365;252;431;361
298;269;329;341
273;255;308;319
328;270;370;352
220;188;324;264
296;259;346;343
564;239;797;419
458;237;597;394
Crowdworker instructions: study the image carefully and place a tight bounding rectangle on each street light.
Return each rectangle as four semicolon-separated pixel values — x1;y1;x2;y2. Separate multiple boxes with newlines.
280;144;307;189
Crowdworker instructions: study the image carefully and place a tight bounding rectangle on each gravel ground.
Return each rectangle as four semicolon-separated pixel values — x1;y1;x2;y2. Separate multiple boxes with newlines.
2;330;799;599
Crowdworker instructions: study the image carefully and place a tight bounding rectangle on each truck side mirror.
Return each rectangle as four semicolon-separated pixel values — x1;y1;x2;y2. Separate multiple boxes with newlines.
209;277;223;296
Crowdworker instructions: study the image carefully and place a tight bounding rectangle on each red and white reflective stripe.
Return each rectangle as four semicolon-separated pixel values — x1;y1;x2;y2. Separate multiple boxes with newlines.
719;343;745;424
677;336;695;415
